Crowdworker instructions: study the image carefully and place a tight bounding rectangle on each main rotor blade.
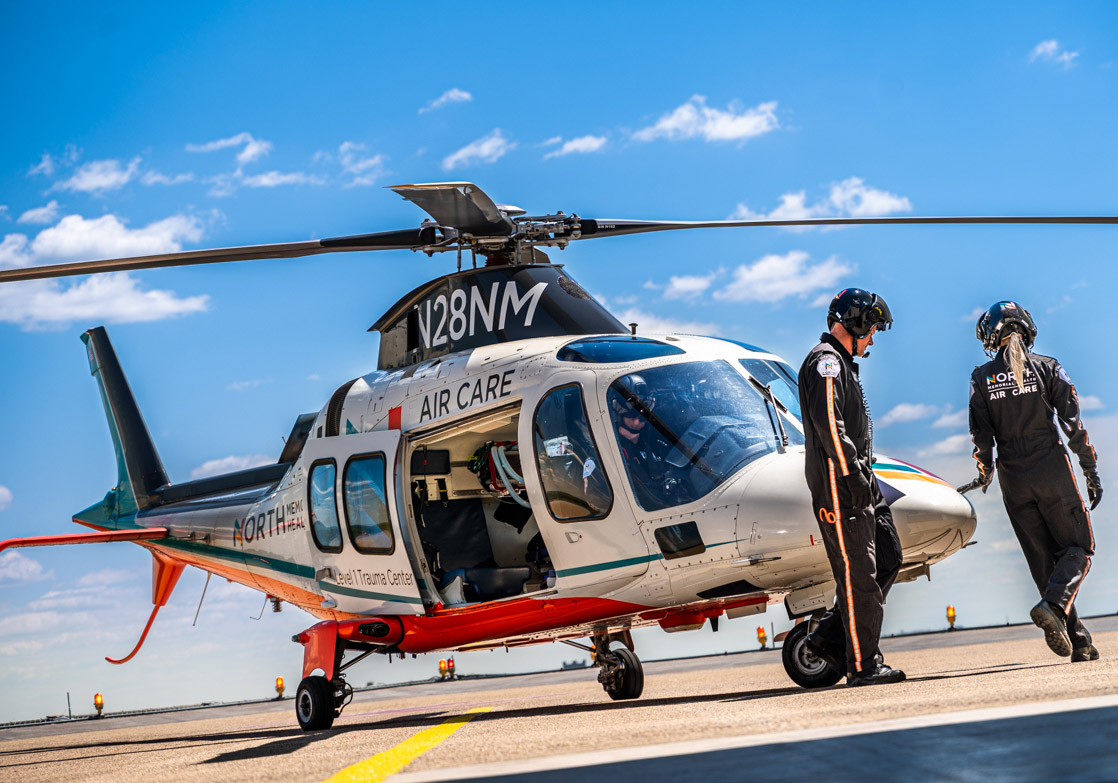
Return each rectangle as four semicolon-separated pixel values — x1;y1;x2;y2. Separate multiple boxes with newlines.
390;182;513;236
0;227;436;283
576;214;1118;239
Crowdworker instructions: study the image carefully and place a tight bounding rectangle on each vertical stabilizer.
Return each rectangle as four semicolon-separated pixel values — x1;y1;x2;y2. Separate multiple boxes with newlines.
82;327;169;513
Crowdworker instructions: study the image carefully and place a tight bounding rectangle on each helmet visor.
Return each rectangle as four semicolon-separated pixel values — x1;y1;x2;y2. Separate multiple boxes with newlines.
868;294;893;331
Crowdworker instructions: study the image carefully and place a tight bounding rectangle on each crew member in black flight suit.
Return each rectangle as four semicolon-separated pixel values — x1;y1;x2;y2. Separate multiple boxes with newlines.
798;288;905;686
964;301;1102;661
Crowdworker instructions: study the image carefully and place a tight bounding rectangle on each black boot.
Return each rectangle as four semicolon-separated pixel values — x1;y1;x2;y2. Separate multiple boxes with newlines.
847;661;906;687
1071;644;1100;662
1030;600;1073;657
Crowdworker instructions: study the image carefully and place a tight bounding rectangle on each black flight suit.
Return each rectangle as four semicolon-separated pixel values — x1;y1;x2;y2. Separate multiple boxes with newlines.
969;349;1098;648
799;333;902;674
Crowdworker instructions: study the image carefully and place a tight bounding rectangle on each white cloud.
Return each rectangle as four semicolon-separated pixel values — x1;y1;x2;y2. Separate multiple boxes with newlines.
29;586;119;611
933;407;969;429
77;568;136;587
419;88;473;114
227;378;273;391
0;272;209;330
712;250;853;304
30;213;203;262
663;271;720;301
730;177;912;230
633;96;778;143
0;485;10;510
543;135;608;160
337;142;386;187
614;307;722;336
191;454;275;480
0;551;52;584
1029;39;1079;68
28;146;79;178
187;132;273;165
241;171;324;188
0;212;209;329
17;201;60;225
917;434;972;458
1080;395;1105;411
0;640;43;656
0;610;94;636
52;158;141;194
880;403;941;427
142;170;195;186
962;306;985;323
28;153;56;177
442;130;515;170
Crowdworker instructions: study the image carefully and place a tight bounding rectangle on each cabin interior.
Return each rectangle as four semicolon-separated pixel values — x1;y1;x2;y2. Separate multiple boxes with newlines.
404;405;552;606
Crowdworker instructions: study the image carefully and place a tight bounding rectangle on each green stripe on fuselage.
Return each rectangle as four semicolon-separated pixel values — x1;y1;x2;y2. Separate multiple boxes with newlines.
554;537;743;579
318;581;425;605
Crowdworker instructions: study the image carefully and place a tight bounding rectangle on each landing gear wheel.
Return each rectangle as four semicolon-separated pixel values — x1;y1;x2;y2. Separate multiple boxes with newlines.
781;622;843;689
600;646;644;700
295;675;336;730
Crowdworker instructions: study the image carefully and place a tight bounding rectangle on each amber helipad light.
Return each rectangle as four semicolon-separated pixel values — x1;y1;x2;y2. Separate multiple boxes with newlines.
757;626;768;649
439;658;448;678
94;693;104;716
275;676;285;697
947;605;956;629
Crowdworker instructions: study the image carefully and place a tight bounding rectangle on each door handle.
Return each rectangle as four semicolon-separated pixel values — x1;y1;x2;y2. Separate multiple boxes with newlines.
565;531;582;543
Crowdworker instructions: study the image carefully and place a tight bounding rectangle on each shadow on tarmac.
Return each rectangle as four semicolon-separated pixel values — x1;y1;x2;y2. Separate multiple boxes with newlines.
0;658;1067;771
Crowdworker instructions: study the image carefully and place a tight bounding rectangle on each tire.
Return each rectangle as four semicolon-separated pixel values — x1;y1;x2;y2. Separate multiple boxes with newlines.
604;647;644;700
295;675;336;730
781;622;843;689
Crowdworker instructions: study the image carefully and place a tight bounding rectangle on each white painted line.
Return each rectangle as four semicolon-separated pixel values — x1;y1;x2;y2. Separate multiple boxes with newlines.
392;694;1118;782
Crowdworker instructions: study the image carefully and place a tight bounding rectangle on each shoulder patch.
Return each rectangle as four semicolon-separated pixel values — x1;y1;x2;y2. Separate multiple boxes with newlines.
817;355;840;378
1058;366;1072;384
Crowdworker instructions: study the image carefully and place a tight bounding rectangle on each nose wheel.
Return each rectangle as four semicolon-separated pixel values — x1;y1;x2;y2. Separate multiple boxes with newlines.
781;621;843;689
295;675;353;730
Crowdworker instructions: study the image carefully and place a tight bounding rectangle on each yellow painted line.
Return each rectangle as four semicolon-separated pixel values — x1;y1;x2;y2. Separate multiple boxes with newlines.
322;707;492;783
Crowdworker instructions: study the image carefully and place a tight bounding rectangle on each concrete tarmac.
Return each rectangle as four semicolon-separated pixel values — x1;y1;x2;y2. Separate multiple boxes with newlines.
3;617;1118;783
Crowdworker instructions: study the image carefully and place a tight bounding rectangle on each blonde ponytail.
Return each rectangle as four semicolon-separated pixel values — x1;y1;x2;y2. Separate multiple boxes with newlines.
1006;332;1027;393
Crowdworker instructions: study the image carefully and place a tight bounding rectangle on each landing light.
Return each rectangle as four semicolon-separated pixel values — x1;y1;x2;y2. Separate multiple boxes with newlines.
93;693;104;717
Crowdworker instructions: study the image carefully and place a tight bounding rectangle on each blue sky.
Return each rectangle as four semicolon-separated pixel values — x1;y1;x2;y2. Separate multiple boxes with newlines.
1;3;1116;722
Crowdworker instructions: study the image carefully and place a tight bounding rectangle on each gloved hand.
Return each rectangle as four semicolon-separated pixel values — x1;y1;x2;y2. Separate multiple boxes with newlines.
1084;469;1103;511
842;470;872;510
956;468;993;495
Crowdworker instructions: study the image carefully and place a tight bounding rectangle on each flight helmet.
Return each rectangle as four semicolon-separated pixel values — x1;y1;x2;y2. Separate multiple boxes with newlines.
827;288;894;338
976;301;1037;354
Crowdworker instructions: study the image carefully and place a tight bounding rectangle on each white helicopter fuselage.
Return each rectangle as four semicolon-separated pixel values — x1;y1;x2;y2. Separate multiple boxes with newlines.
132;332;975;653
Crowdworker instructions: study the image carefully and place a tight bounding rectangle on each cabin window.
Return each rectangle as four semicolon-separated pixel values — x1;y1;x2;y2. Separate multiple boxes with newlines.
607;360;782;512
342;453;394;554
308;460;343;552
533;384;613;521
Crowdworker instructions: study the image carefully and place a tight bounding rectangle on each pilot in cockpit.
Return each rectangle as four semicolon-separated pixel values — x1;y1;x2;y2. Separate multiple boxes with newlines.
609;375;671;509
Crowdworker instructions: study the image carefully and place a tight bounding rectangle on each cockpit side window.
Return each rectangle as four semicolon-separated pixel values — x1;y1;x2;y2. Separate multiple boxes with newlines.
309;459;343;552
608;361;782;512
532;384;613;522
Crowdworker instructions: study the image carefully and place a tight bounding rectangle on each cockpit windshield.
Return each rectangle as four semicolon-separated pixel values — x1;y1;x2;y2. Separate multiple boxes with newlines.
607;360;785;513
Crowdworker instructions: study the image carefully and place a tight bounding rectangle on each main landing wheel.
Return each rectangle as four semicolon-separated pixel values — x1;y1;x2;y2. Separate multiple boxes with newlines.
599;646;644;700
781;621;843;689
295;675;336;730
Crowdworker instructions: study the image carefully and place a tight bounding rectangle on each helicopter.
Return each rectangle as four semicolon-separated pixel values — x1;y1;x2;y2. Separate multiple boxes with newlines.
1;182;1113;730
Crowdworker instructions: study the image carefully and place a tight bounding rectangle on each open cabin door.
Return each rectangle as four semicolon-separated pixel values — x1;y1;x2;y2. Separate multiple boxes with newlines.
302;430;425;615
